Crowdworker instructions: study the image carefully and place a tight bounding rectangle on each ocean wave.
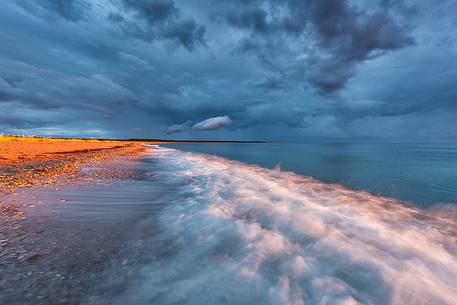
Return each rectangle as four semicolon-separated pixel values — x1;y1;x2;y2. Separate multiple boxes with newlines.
113;146;457;305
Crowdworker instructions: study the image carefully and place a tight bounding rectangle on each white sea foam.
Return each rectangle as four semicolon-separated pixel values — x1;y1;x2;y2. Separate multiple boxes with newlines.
114;146;457;305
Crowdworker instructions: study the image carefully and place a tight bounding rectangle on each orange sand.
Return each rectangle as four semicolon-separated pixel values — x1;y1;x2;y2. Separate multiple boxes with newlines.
0;139;142;165
0;137;158;216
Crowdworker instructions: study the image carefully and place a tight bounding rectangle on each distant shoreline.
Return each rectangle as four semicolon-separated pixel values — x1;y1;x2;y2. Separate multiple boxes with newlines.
0;135;268;144
0;137;147;216
139;139;268;144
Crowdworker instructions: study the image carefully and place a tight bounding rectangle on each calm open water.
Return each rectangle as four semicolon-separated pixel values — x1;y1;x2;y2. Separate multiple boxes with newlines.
166;143;457;208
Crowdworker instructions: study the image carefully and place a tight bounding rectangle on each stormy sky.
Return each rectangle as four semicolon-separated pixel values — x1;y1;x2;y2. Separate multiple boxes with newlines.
0;0;456;141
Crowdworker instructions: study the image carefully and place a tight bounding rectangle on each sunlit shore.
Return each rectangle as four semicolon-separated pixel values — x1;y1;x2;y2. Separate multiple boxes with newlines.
0;136;155;216
0;135;263;216
0;136;159;304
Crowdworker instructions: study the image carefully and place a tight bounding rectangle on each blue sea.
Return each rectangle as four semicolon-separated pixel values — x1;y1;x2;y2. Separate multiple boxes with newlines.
166;142;457;207
88;143;457;305
19;143;457;305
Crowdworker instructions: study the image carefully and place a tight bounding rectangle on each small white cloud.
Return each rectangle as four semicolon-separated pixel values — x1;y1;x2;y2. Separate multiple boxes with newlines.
192;115;232;131
167;116;232;133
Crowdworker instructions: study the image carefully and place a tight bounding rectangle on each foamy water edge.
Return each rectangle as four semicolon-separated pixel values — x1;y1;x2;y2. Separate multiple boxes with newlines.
106;146;457;305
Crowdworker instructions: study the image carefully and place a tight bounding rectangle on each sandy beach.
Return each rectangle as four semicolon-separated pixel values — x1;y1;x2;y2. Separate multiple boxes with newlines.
0;137;151;215
0;137;163;304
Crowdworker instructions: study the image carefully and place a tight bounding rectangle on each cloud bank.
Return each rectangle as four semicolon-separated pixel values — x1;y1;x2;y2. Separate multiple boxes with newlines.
0;0;456;141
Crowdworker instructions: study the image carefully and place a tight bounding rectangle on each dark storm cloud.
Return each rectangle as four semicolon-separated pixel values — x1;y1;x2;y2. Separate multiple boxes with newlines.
17;0;206;51
1;0;456;140
237;103;307;129
216;0;415;93
109;0;206;51
257;75;288;91
0;58;132;116
17;0;91;21
122;0;177;25
118;51;154;71
163;19;206;51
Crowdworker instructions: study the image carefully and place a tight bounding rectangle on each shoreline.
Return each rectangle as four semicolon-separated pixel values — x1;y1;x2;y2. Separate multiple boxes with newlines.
0;136;264;217
0;169;164;305
1;138;457;304
0;138;162;304
0;138;155;216
0;137;151;166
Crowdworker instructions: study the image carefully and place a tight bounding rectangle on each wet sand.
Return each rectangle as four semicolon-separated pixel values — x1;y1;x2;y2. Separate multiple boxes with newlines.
0;178;175;305
0;138;150;215
0;138;163;304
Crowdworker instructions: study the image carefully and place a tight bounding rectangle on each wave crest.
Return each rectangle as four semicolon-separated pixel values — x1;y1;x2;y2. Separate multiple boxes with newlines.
113;147;457;305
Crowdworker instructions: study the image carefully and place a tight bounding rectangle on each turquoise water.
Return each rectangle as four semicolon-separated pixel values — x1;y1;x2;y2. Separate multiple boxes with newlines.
166;143;457;208
97;145;457;305
22;145;455;304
